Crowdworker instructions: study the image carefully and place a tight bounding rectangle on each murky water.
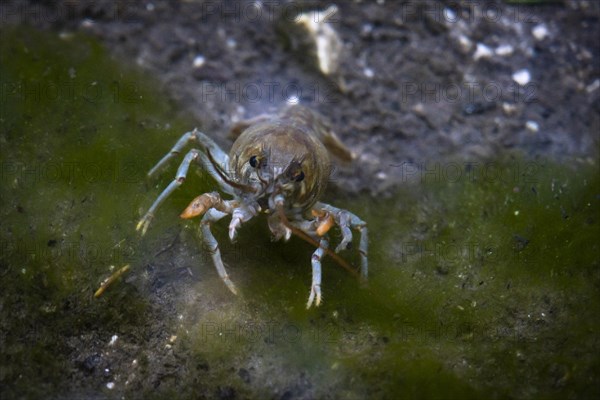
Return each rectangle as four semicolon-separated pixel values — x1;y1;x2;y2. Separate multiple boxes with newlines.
1;27;599;399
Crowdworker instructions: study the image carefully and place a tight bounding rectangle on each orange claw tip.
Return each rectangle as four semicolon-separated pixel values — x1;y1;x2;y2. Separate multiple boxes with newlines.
311;209;326;218
315;212;334;236
180;195;209;219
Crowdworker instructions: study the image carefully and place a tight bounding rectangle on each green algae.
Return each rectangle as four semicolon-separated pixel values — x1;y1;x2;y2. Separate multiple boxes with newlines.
1;27;599;399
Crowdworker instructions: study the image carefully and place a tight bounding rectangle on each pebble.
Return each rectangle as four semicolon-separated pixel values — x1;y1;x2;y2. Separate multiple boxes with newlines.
586;79;599;93
532;24;549;40
473;43;493;60
526;120;539;133
444;8;457;22
502;102;518;116
81;19;95;28
376;171;387;180
458;35;473;52
495;44;514;56
512;69;531;86
193;55;205;68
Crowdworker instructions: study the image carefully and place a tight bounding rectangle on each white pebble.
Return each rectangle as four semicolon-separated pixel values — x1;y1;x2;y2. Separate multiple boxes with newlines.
376;171;387;180
458;35;473;52
502;102;518;115
473;43;493;60
108;335;118;346
444;8;457;22
586;79;599;93
495;44;514;56
532;24;549;41
81;19;95;28
512;69;531;86
363;67;374;78
193;55;205;68
526;120;539;133
106;382;115;390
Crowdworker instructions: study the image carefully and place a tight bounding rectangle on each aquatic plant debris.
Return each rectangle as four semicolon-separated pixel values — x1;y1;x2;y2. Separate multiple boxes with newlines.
293;5;342;77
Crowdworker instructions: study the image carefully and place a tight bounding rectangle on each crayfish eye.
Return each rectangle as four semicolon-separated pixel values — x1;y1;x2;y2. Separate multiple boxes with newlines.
294;171;305;182
249;155;259;168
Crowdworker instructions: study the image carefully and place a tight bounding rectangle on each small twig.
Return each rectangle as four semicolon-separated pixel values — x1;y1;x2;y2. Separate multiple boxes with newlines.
94;264;131;298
